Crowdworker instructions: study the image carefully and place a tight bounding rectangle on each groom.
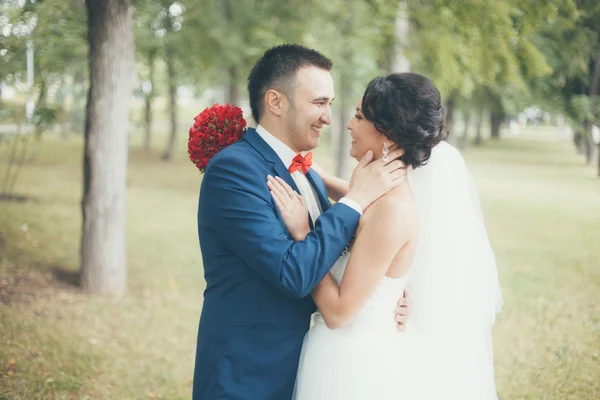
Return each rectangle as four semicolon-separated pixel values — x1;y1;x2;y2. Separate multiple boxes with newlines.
193;44;408;399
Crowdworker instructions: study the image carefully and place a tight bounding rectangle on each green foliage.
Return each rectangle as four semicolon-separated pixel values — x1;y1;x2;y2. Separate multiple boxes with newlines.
2;0;599;139
529;0;600;123
570;95;600;124
304;0;383;105
0;0;87;86
32;104;59;137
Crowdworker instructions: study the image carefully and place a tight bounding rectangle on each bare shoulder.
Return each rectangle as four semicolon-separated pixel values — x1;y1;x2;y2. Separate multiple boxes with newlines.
360;189;417;232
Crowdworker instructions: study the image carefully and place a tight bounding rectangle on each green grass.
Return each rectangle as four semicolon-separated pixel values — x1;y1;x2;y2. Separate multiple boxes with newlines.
1;129;599;399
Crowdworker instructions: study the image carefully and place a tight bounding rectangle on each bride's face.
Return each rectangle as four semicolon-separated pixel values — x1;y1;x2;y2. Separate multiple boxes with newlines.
346;98;387;161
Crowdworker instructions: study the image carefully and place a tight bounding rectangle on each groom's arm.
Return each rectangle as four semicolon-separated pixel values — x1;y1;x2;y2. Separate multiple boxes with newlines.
199;154;360;299
311;162;349;202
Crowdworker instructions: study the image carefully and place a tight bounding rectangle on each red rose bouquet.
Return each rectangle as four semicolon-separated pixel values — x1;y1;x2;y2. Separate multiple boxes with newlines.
188;103;247;172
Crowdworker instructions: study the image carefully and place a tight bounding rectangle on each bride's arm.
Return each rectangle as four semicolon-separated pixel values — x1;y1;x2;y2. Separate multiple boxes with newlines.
311;162;349;202
267;176;413;329
312;198;414;329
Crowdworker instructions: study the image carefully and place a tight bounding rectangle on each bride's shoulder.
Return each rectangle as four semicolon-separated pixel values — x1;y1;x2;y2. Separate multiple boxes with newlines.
363;192;416;226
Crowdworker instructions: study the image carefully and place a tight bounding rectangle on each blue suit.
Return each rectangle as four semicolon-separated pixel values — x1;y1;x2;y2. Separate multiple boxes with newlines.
192;128;360;399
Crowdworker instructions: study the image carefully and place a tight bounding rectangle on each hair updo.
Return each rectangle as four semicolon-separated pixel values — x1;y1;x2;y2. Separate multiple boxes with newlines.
361;73;448;169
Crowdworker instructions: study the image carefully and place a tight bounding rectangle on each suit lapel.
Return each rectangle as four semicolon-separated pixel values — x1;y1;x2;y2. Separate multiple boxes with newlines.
306;168;331;212
243;128;301;194
243;128;312;228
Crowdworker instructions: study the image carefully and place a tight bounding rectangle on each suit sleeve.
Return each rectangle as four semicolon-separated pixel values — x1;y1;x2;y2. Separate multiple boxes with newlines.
199;154;360;298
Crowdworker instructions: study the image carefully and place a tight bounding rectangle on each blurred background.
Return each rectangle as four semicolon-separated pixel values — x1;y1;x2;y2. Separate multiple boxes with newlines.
1;0;599;399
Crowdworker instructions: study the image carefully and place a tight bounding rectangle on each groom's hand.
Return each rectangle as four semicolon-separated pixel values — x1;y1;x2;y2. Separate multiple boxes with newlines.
346;149;406;211
395;286;412;332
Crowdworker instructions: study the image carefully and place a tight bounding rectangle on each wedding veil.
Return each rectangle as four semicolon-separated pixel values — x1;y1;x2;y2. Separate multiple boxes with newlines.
405;141;503;399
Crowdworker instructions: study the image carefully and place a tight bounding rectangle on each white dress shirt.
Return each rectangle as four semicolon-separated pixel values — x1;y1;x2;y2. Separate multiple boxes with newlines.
255;125;362;223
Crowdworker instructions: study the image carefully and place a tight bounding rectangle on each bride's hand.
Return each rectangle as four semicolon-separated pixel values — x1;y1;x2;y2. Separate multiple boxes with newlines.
267;175;311;241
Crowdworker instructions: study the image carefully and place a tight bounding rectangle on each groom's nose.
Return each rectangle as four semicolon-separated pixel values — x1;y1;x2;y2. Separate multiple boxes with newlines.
320;106;332;126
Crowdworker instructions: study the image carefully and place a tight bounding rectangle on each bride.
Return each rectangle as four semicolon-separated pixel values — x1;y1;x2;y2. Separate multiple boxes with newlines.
268;72;503;399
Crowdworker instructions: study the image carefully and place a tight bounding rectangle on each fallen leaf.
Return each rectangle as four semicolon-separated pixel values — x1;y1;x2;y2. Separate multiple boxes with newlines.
8;359;15;365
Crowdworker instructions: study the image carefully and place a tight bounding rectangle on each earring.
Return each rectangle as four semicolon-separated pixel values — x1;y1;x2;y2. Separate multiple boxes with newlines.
382;142;390;162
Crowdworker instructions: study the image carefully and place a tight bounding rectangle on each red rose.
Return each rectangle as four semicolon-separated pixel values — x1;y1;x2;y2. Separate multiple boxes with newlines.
188;103;246;173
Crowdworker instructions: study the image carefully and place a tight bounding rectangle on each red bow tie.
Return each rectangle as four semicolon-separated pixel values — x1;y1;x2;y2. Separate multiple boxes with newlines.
289;152;313;174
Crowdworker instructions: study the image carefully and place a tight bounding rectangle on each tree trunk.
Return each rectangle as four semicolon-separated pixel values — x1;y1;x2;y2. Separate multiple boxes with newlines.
223;0;239;105
444;94;456;144
335;0;354;180
474;108;484;146
582;125;596;165
161;49;178;161
55;77;70;139
33;77;47;140
379;32;395;74
588;49;600;175
597;141;600;176
392;1;410;73
227;66;239;105
445;95;456;130
36;77;47;107
459;109;471;150
143;52;155;152
587;135;596;165
336;76;352;180
144;93;152;151
490;110;504;139
81;0;133;295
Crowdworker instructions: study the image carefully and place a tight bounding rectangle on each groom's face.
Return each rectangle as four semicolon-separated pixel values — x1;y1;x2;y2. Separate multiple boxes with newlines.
284;66;334;152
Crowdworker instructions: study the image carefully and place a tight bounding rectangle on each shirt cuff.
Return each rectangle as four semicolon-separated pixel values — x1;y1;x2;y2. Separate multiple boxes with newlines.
338;197;363;215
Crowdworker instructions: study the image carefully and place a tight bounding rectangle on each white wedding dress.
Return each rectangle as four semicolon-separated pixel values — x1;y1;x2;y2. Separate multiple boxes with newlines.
293;252;418;400
293;142;503;400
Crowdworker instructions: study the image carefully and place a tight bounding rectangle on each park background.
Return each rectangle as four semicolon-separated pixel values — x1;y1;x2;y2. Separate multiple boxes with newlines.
1;0;599;399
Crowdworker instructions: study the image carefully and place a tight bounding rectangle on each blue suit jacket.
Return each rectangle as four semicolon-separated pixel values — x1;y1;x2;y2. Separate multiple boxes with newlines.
192;128;360;399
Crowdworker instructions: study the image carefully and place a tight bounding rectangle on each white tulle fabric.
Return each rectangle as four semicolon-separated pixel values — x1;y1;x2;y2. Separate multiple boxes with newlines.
293;142;503;400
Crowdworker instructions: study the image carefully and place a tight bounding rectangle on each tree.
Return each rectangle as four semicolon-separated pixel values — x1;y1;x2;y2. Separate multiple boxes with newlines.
335;0;356;179
81;0;134;295
156;0;187;160
133;0;163;152
134;0;222;161
530;0;600;169
304;0;386;178
590;50;600;175
406;0;561;142
0;0;88;126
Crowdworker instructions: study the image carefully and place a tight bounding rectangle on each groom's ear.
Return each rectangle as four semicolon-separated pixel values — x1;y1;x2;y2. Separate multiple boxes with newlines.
265;89;286;117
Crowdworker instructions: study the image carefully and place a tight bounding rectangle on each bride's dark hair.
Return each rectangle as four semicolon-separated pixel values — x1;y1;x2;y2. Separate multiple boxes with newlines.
361;73;448;169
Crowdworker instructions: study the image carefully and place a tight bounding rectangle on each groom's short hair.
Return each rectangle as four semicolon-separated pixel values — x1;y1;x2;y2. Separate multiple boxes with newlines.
248;44;332;124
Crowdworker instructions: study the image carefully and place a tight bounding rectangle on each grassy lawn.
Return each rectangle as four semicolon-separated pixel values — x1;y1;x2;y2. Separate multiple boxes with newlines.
1;128;599;399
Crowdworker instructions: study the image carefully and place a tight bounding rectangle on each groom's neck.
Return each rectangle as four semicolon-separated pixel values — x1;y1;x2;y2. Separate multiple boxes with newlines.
259;119;299;153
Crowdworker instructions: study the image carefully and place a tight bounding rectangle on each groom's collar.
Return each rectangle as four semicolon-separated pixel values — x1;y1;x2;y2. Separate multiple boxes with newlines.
243;128;279;166
254;125;300;169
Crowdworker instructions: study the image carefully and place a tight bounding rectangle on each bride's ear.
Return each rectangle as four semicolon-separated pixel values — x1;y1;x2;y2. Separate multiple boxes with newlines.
381;139;395;151
385;140;399;152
